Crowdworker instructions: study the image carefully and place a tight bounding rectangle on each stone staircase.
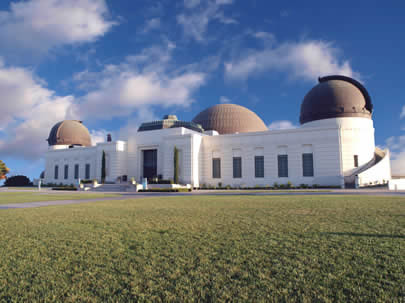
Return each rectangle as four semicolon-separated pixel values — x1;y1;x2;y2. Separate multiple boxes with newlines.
91;183;129;192
344;147;386;188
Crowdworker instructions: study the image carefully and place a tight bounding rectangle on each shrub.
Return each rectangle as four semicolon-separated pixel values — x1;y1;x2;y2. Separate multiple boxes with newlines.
273;182;279;189
4;175;32;187
218;182;222;188
148;179;174;184
80;179;93;184
226;185;231;190
52;186;77;191
279;184;286;189
300;183;309;189
287;181;293;189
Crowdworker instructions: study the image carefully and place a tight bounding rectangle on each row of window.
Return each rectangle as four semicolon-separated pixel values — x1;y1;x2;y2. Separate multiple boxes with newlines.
54;164;91;180
212;154;314;179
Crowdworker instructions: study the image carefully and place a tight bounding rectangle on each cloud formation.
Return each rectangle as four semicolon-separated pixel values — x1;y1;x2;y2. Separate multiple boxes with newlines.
219;96;231;103
74;43;206;119
268;120;297;130
177;0;236;42
225;36;357;82
0;59;76;158
0;0;116;54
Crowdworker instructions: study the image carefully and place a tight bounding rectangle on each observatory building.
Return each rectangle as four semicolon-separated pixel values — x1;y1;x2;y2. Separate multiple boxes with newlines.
42;75;391;188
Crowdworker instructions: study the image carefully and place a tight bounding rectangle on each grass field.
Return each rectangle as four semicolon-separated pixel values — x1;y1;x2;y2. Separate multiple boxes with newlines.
0;195;403;302
0;192;119;204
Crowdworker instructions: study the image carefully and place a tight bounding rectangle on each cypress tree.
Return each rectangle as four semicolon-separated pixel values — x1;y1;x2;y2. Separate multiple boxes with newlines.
101;151;106;184
174;147;179;184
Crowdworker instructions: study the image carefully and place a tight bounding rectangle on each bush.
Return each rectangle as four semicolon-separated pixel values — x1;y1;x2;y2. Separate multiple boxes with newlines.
300;184;309;189
80;179;93;184
148;179;174;184
52;186;77;191
4;175;32;187
273;182;279;189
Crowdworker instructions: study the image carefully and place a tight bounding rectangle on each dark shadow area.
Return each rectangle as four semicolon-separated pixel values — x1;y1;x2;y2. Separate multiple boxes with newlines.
321;232;405;239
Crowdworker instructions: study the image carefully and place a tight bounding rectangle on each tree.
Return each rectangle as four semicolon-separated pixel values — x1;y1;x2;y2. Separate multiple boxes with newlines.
101;151;106;184
4;175;32;187
173;147;179;184
0;160;9;180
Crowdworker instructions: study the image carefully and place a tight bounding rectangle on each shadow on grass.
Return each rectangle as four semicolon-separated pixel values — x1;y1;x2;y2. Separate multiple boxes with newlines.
321;232;405;239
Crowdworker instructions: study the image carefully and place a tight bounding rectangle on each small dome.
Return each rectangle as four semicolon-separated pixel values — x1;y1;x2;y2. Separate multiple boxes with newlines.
300;75;373;125
47;120;92;147
192;104;268;134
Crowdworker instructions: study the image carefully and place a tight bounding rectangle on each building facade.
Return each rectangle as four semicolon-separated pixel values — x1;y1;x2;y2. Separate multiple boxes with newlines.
42;75;392;188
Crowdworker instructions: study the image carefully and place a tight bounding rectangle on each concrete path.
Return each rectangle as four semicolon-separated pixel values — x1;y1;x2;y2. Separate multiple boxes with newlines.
1;188;405;210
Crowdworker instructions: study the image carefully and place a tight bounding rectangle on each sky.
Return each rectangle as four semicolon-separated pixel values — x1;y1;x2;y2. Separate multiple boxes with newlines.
1;0;405;181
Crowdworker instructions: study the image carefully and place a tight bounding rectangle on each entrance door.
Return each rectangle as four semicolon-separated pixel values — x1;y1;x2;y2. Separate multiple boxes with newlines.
143;149;157;179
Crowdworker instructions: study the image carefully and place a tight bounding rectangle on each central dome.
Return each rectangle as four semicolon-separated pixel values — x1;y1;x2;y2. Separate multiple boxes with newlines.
192;104;268;134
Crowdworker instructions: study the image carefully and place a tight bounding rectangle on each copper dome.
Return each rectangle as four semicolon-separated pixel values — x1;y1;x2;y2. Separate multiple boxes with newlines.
47;120;92;147
300;75;373;125
192;104;268;134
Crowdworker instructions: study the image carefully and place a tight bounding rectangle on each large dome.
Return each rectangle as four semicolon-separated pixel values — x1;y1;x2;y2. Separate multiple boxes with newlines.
192;104;268;134
300;75;373;125
47;120;92;147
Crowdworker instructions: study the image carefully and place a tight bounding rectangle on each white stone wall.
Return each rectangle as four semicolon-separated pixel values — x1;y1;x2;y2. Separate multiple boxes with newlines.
303;117;376;177
198;124;344;187
43;117;388;189
44;141;127;185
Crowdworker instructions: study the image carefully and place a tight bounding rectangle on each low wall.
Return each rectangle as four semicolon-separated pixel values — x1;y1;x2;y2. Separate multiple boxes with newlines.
388;179;405;190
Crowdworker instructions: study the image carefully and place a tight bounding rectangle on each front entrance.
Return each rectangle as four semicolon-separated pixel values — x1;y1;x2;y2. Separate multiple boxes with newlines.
143;149;157;179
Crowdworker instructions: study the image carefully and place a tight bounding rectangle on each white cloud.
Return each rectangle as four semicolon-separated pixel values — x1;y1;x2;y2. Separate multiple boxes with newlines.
0;61;76;158
74;43;206;119
177;0;236;42
184;0;201;9
268;120;297;130
384;136;405;176
90;129;107;145
225;38;357;82
220;96;231;103
142;18;161;33
0;0;116;54
400;106;405;119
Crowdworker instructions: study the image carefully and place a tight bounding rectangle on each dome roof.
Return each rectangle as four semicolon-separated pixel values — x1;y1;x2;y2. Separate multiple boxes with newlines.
192;104;268;134
47;120;92;147
300;75;373;125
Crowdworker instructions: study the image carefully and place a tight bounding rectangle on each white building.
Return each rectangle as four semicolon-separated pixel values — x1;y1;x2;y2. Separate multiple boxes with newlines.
43;75;392;188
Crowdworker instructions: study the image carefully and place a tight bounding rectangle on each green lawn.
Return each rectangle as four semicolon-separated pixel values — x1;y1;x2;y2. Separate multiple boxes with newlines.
0;195;403;302
0;192;119;204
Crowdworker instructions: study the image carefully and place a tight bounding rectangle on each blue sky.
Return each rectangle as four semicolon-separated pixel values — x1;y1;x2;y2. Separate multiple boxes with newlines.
1;0;405;181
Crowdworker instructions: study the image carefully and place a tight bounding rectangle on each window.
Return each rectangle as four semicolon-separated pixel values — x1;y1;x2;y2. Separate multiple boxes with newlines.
278;155;288;177
54;165;59;180
74;164;79;179
212;158;221;178
255;156;264;178
85;164;90;179
64;165;69;179
302;153;314;177
233;157;242;178
354;155;359;168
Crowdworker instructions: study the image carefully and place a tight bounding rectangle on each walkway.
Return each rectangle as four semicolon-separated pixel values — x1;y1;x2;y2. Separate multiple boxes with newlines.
1;188;405;210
